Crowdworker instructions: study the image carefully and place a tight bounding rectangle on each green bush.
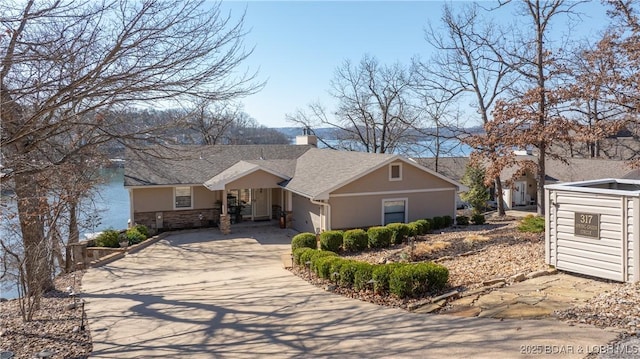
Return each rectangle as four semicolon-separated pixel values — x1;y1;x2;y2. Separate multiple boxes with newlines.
518;215;545;233
320;230;344;252
456;216;470;225
125;228;146;245
471;213;486;225
293;247;314;265
407;222;420;237
353;262;375;291
443;215;453;228
367;226;392;248
415;219;430;234
315;256;342;279
343;229;368;252
133;224;149;238
299;248;318;266
329;258;348;281
431;216;445;230
310;250;338;273
372;263;405;293
95;229;120;248
339;260;359;287
386;223;410;245
291;232;317;251
389;262;449;298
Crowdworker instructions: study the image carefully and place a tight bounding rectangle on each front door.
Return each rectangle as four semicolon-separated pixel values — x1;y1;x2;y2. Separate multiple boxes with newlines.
252;188;270;220
514;181;526;206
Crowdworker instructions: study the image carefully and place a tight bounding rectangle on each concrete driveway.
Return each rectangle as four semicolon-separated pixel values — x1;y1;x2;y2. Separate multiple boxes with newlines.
82;225;616;358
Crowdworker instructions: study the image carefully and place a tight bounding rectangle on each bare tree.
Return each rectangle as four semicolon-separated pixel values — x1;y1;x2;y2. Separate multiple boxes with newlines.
420;3;516;216
474;0;587;216
288;55;420;154
183;100;240;145
1;0;260;306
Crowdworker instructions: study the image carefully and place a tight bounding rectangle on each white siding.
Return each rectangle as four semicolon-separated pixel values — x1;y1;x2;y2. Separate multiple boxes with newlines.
546;185;640;283
554;192;623;281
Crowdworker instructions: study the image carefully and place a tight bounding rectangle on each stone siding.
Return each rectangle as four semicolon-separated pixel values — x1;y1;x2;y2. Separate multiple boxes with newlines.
133;208;220;230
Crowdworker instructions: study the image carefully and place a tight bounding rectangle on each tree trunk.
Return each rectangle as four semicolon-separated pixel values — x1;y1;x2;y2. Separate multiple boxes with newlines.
495;176;506;216
537;145;546;216
68;200;80;244
14;171;54;295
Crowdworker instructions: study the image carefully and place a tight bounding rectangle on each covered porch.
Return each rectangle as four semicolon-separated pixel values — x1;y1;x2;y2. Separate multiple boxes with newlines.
204;160;294;233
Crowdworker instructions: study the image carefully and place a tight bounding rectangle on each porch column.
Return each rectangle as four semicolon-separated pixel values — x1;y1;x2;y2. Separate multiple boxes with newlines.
220;188;231;234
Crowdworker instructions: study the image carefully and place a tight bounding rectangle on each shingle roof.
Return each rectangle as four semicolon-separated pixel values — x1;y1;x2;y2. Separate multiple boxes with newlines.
282;148;397;199
124;145;311;186
416;157;469;181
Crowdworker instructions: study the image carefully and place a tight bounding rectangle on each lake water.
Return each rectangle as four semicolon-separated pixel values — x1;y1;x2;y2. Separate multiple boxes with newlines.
0;168;129;299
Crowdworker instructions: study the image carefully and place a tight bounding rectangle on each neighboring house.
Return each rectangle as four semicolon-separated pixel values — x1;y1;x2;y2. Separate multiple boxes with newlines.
418;155;636;210
125;135;463;233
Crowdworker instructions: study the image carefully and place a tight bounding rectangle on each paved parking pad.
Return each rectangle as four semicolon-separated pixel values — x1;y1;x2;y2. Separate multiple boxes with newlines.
83;226;617;358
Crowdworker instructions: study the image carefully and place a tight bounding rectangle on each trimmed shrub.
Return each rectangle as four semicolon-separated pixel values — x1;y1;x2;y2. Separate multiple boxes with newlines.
329;258;348;281
339;260;359;287
95;229;120;248
415;219;430;234
456;215;470;225
125;228;145;245
310;250;338;273
389;262;449;298
353;262;375;291
518;215;545;233
367;226;392;248
372;263;405;294
343;229;368;252
315;256;342;279
293;247;313;265
291;232;317;251
423;218;433;232
320;230;344;252
386;223;410;245
471;213;486;225
133;224;149;238
443;215;453;228
299;248;318;266
431;216;445;230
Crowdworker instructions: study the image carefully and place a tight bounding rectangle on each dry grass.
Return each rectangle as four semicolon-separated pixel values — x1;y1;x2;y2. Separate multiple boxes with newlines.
415;241;450;256
462;234;491;247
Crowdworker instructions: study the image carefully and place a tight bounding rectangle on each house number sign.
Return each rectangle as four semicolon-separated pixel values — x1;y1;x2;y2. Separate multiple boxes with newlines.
574;212;600;239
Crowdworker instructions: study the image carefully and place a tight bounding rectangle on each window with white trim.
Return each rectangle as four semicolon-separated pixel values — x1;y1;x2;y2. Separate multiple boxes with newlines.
383;199;407;225
389;163;402;181
174;186;192;209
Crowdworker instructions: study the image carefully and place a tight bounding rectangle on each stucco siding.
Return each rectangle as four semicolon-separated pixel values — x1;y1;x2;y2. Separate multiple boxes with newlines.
332;160;455;195
132;187;174;212
292;193;321;233
193;186;219;209
226;170;285;190
330;190;455;230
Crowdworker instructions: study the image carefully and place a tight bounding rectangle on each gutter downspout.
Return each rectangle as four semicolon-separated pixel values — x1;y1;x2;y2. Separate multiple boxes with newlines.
310;198;331;232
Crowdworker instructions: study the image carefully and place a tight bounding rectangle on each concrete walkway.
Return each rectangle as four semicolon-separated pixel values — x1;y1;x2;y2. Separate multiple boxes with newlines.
82;226;617;358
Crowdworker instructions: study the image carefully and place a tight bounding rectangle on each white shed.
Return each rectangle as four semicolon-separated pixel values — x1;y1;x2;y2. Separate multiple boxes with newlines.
545;179;640;283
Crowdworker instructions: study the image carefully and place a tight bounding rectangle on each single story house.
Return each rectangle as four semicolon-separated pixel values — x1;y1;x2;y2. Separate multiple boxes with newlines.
125;135;464;233
418;155;637;210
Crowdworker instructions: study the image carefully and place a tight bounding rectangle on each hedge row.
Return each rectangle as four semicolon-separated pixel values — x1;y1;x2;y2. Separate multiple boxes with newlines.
291;216;458;253
292;248;448;298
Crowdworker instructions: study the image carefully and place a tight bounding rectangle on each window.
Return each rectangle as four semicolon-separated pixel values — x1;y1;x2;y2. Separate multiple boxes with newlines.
389;163;402;181
383;199;407;225
174;186;192;209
